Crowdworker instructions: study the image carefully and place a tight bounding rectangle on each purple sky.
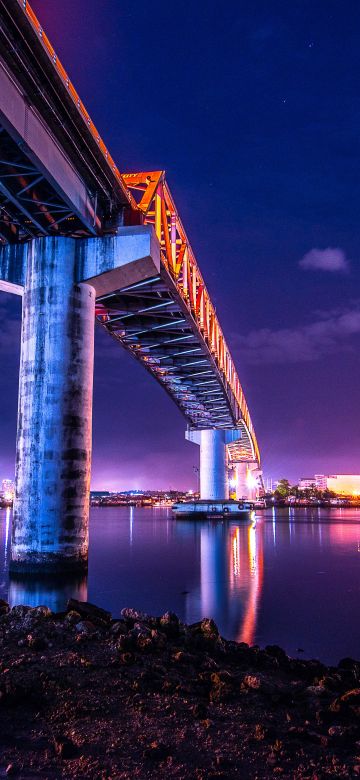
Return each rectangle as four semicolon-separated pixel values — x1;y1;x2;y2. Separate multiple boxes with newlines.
1;0;360;489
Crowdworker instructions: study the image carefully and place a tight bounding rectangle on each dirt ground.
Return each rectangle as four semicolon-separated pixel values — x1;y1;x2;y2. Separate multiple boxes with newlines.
0;598;360;779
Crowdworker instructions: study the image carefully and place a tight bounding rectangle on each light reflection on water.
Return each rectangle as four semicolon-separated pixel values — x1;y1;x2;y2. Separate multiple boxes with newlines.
0;506;360;663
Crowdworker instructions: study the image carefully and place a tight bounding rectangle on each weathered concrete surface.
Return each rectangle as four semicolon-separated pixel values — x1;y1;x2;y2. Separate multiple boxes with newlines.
77;226;161;295
0;226;160;297
186;428;241;500
11;237;95;572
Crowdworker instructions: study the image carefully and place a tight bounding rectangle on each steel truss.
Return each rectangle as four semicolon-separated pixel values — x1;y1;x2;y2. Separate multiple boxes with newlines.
96;171;260;462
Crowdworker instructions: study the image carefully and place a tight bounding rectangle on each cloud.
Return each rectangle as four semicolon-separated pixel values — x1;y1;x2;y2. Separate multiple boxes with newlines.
235;304;360;364
299;247;350;273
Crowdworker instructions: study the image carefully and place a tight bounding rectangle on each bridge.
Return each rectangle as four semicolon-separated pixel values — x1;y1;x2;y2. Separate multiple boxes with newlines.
0;0;261;571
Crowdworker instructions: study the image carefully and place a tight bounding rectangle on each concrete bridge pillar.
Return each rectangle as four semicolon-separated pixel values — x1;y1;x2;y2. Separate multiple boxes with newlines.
11;237;95;573
186;428;242;501
199;429;229;500
235;462;258;501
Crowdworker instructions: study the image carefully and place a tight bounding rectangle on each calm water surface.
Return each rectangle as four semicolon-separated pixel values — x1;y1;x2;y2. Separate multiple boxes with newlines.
0;506;359;664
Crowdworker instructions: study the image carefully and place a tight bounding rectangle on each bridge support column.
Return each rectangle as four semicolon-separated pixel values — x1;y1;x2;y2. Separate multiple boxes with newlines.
11;237;95;573
199;429;228;500
235;462;258;501
186;428;242;500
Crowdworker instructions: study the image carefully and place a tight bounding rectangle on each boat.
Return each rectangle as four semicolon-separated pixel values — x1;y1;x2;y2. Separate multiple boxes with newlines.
172;499;254;520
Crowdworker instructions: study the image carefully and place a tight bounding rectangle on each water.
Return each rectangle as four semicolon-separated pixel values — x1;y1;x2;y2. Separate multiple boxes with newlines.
0;505;360;664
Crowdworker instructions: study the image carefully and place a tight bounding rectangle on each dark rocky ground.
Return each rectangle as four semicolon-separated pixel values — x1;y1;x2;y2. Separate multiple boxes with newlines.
0;598;360;779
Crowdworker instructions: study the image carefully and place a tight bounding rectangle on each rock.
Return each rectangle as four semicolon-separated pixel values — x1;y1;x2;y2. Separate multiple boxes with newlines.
53;735;77;759
75;620;97;636
119;652;135;665
159;611;179;635
191;702;208;719
340;687;360;703
64;610;81;625
10;605;32;618
143;741;170;761
110;620;127;636
121;607;151;624
330;687;360;714
317;674;342;692
328;725;359;744
150;629;167;650
243;674;261;690
136;635;153;652
27;634;47;650
130;622;151;638
200;618;219;639
32;605;52;619
338;657;359;671
305;684;329;697
0;599;9;616
256;650;280;670
67;598;111;625
117;634;132;651
128;623;152;650
253;724;267;741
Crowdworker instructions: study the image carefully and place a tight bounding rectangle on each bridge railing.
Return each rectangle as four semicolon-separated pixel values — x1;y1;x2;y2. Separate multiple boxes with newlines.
16;0;134;209
123;171;260;464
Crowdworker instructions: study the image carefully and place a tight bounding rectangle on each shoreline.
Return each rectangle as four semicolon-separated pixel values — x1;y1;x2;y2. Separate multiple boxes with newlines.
0;599;359;779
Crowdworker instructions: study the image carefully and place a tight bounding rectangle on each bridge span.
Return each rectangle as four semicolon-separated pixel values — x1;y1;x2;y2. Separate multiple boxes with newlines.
0;0;261;572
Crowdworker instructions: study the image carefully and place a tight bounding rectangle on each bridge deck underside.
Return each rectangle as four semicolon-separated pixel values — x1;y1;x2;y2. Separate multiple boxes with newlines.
0;126;90;244
95;270;254;458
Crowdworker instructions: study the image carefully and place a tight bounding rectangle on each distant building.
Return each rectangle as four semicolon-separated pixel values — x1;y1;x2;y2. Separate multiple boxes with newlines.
314;474;328;490
298;474;360;495
326;475;360;496
298;477;317;490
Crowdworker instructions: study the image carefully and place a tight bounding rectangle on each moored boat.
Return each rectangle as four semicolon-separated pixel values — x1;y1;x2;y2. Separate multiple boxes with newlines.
172;499;254;520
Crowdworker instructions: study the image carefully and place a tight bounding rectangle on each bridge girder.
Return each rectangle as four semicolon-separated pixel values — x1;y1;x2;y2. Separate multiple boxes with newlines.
0;0;260;467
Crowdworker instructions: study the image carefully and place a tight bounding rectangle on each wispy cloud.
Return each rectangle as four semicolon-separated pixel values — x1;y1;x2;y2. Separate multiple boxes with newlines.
235;304;360;364
299;247;350;273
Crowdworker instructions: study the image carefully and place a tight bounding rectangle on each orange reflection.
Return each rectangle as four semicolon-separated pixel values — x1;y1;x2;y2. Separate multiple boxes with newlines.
197;518;264;647
237;521;264;646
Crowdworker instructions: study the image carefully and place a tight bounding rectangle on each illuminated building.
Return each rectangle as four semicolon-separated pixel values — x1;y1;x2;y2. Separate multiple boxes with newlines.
298;477;317;490
326;475;360;496
299;474;360;496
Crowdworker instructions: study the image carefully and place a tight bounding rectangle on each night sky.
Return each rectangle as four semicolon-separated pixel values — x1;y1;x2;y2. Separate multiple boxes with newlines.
1;0;360;490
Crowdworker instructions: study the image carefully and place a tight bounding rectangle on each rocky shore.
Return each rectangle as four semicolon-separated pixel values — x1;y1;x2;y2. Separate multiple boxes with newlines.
0;599;360;779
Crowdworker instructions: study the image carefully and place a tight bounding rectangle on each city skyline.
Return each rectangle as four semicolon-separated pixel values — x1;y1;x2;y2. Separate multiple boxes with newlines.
1;0;360;489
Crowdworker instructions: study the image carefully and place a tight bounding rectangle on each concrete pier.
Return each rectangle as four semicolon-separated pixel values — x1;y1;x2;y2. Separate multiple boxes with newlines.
198;429;229;500
235;462;258;501
186;428;242;500
11;237;95;572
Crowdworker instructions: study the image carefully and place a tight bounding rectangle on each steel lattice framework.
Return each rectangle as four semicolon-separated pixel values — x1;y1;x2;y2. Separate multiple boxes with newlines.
96;172;259;462
0;0;260;465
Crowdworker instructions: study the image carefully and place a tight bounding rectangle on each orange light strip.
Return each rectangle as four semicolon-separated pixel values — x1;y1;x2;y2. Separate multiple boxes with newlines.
17;0;134;207
123;171;260;464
